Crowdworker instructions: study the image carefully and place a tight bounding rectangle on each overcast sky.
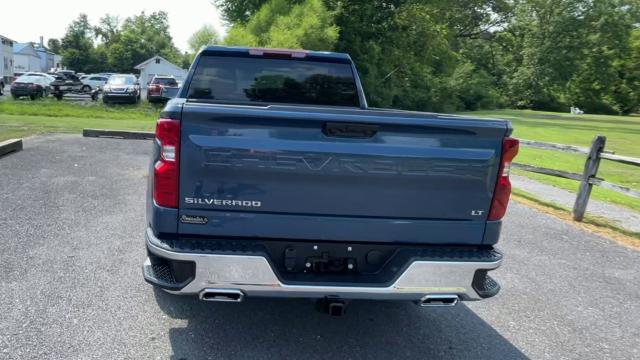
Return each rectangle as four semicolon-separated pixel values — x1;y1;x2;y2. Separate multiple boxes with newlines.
1;0;226;52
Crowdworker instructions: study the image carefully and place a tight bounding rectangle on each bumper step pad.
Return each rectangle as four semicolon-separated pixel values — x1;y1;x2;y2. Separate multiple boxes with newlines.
144;263;176;285
142;258;195;291
472;271;501;298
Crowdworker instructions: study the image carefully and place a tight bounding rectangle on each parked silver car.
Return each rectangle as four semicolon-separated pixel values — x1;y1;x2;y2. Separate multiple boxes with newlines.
81;74;110;91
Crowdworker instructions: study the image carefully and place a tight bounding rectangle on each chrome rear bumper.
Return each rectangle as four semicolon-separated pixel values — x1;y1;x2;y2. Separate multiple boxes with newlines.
143;228;502;301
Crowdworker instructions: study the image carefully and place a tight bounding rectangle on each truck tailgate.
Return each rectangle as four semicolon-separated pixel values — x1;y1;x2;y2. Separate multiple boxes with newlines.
178;103;509;245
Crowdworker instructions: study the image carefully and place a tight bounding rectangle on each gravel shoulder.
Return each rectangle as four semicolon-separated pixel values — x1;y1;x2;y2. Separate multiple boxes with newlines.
512;174;640;233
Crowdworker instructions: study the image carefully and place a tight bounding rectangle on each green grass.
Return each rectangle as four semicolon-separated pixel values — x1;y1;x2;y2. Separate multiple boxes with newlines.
467;109;640;212
0;98;159;141
468;110;640;156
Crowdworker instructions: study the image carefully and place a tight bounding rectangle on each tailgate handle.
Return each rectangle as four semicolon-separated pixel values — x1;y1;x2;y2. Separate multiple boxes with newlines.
323;122;378;139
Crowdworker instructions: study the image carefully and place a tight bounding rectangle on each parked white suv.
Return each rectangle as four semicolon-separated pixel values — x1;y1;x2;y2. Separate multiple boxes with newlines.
81;75;110;91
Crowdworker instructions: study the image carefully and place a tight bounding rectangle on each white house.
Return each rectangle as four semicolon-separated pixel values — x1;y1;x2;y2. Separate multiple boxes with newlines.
1;34;15;83
35;37;55;73
134;55;187;89
53;54;63;70
35;47;55;73
13;43;41;72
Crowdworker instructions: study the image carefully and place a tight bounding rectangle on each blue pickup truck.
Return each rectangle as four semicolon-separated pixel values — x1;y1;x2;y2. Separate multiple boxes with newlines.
143;46;518;315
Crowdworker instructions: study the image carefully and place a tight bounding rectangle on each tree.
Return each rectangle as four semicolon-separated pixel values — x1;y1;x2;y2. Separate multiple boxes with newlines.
213;0;292;23
624;28;640;114
498;0;640;113
94;14;121;44
319;1;461;110
214;0;640;114
47;39;61;54
566;0;640;114
116;11;182;68
57;11;184;73
92;11;183;72
60;14;99;72
188;25;220;53
223;0;338;50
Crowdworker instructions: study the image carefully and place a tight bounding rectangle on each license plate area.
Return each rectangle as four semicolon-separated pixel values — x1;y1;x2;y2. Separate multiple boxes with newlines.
278;243;396;276
305;252;357;274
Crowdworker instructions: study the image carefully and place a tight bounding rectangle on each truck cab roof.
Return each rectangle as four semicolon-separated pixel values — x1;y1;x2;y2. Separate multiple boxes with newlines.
200;45;353;63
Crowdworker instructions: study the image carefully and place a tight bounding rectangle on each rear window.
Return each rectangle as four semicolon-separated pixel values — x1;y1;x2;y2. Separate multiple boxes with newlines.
108;76;135;85
187;56;359;107
17;76;44;84
152;77;178;86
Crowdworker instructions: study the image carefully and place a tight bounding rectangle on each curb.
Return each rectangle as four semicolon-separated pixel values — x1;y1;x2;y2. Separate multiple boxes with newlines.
83;129;154;140
0;138;23;158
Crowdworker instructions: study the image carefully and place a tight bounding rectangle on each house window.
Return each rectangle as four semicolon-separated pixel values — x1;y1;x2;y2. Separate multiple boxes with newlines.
155;58;161;64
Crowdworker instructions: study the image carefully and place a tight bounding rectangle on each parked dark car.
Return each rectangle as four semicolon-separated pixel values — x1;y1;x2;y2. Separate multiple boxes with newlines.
12;72;25;82
10;75;50;100
0;78;4;96
50;72;94;100
147;75;179;103
56;70;76;78
22;72;56;84
102;74;140;104
9;72;26;86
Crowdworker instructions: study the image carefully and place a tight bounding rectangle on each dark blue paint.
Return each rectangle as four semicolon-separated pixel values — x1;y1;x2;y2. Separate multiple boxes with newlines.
178;210;488;245
149;47;511;246
177;103;508;245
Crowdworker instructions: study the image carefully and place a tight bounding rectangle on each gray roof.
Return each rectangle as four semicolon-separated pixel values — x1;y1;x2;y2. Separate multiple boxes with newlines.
134;55;184;70
13;43;38;56
1;34;16;43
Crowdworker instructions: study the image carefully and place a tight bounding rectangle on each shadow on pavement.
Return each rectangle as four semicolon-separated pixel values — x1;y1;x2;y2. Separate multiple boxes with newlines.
154;288;528;360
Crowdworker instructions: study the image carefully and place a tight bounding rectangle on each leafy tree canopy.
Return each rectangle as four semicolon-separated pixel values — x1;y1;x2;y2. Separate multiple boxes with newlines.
57;11;183;73
188;25;221;53
214;0;640;114
56;1;640;114
223;0;338;50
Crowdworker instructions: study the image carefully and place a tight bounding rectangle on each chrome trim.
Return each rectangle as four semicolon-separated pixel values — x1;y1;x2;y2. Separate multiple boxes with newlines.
145;228;501;301
420;294;459;307
199;288;245;302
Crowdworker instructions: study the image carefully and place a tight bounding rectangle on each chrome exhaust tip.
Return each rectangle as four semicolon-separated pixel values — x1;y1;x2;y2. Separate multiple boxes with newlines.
199;289;244;302
420;294;459;307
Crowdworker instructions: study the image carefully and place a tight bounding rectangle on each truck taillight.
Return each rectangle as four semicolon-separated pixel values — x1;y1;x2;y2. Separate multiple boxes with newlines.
488;137;519;221
153;118;180;208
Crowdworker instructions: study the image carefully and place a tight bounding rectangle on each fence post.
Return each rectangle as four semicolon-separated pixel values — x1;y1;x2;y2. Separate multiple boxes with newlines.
572;135;606;221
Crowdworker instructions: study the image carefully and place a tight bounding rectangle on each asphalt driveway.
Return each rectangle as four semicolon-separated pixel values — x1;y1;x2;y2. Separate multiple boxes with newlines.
1;134;639;359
